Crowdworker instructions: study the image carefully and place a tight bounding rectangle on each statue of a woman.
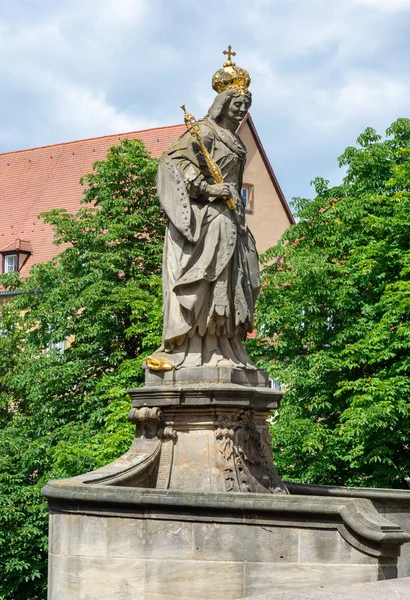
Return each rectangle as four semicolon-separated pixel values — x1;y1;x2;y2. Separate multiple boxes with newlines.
147;51;259;371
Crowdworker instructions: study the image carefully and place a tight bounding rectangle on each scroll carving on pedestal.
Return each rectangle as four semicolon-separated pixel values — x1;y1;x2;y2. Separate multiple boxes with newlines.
215;410;287;494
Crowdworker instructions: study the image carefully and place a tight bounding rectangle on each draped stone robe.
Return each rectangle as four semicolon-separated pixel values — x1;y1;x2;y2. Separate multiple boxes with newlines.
153;117;260;368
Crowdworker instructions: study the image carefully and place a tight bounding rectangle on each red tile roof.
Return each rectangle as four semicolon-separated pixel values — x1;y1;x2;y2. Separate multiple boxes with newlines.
0;124;186;284
0;118;292;292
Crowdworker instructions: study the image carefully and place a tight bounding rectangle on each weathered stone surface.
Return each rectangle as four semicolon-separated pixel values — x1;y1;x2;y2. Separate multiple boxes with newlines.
144;366;270;388
44;483;410;554
245;576;410;599
91;384;287;494
299;528;377;565
48;554;80;600
52;513;108;558
48;553;145;599
128;383;281;409
192;522;299;563
244;563;379;597
77;557;145;600
43;484;409;600
144;560;244;599
286;482;410;578
107;517;193;560
377;508;410;577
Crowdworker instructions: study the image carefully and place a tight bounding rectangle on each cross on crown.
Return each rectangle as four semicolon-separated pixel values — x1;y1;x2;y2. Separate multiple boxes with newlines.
223;45;236;66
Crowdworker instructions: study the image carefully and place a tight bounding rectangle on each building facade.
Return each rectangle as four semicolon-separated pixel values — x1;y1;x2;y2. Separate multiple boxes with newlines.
0;115;293;300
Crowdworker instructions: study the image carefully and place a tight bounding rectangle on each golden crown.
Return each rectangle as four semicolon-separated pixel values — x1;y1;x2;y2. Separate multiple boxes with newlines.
212;46;251;96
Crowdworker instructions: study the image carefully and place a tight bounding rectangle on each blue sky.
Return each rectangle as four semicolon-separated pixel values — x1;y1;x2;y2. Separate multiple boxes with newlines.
1;0;410;207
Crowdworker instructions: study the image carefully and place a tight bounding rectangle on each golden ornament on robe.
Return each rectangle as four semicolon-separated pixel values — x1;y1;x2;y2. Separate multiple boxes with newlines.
212;45;251;96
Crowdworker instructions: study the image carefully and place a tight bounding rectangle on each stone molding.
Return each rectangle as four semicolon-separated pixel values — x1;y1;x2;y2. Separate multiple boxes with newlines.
42;482;410;559
286;481;410;501
128;383;282;409
144;366;271;388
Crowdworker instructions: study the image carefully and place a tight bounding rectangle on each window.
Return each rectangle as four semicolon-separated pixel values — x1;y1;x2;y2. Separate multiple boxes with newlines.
0;240;32;274
47;325;66;353
241;184;254;213
269;378;282;392
4;254;18;273
48;339;66;353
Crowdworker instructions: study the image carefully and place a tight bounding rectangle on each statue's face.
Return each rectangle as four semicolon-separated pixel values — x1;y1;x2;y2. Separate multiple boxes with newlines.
227;95;251;123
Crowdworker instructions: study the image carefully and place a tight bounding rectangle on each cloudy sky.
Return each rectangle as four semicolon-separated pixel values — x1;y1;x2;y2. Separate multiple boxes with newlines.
1;0;410;206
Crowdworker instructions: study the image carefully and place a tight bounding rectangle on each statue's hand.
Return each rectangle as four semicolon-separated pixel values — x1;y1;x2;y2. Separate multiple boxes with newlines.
205;183;232;198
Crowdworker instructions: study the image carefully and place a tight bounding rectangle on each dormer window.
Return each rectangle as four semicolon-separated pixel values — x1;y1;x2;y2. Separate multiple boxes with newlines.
0;239;33;274
4;254;18;273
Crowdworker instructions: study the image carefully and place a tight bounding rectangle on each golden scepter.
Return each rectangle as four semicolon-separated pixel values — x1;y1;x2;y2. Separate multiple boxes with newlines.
180;105;237;211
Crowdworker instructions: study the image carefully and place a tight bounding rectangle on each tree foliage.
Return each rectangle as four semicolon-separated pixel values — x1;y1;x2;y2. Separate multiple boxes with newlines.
0;139;164;598
253;118;410;489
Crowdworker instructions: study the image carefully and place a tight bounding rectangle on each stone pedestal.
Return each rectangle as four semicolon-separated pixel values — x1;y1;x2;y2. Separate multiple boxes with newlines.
123;373;286;494
42;370;410;599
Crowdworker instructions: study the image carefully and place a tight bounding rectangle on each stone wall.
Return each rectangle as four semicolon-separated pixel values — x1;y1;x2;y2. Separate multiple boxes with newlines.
286;482;410;578
43;483;408;600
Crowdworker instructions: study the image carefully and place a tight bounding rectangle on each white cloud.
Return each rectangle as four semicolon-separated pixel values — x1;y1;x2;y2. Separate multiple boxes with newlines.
99;0;147;26
353;0;410;10
328;76;408;122
0;19;66;55
0;0;156;148
52;79;158;137
286;73;409;137
0;0;410;201
231;0;409;142
239;0;408;64
252;64;410;138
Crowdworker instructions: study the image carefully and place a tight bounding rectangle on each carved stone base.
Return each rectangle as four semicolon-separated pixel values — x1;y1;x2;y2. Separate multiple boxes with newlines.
144;365;270;388
123;384;287;494
42;383;410;599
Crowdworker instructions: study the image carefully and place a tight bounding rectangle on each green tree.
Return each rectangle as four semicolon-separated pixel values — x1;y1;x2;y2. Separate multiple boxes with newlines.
0;139;164;599
253;118;410;489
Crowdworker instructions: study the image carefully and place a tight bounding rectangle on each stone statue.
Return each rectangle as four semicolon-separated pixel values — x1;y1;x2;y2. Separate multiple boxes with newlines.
147;48;260;372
